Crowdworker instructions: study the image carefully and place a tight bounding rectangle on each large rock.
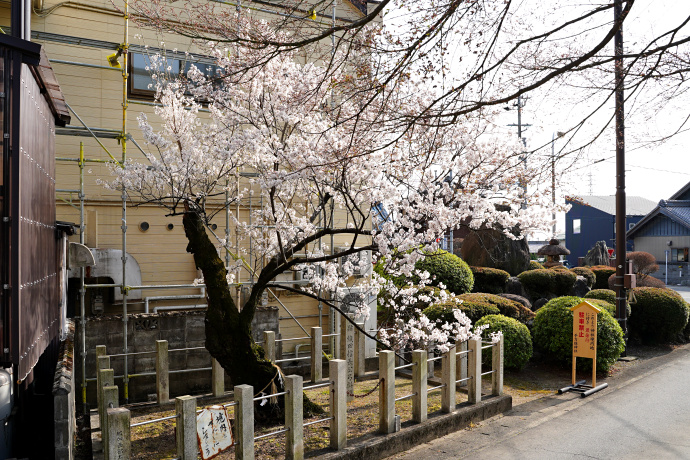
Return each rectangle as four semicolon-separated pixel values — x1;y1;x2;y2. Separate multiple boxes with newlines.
461;228;531;276
584;241;610;266
505;277;526;297
498;293;532;311
570;276;591;297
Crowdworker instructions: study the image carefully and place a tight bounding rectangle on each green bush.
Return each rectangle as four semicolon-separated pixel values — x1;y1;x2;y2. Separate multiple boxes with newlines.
423;299;499;325
571;267;596;288
528;260;545;271
531;296;625;372
628;287;689;343
584;289;631;317
475;315;533;370
518;269;555;294
470;266;510;294
553;270;577;295
589;265;615;289
458;293;535;324
586;298;615;316
585;289;615;305
415;250;474;295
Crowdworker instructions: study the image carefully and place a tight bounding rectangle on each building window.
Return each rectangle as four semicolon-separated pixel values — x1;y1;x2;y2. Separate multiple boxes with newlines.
672;248;689;262
128;53;221;100
573;219;581;234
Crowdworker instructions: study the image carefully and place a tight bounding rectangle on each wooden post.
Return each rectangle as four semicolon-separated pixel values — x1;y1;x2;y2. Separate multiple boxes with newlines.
175;395;197;460
468;338;482;404
492;336;504;396
329;359;347;450
441;345;456;413
105;407;130;460
234;384;254;460
310;327;322;383
156;340;169;403
263;331;275;363
412;350;427;423
285;375;304;460
378;350;396;434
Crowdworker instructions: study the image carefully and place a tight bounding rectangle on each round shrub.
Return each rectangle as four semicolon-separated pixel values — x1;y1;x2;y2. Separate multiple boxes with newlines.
517;269;555;295
458;293;535;324
475;315;533;370
423;300;499;325
586;298;615;316
628;287;689;343
470;266;510;294
589;265;615;289
571;267;596;288
415;250;474;295
532;296;625;372
553;270;577;295
585;289;615;305
607;273;666;290
528;260;545;271
584;289;631;317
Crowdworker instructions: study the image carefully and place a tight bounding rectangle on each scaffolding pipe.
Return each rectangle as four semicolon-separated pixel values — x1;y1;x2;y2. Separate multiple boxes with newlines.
144;287;206;313
79;142;87;413
152;304;207;313
51;58;122;71
65;102;119;163
121;0;130;403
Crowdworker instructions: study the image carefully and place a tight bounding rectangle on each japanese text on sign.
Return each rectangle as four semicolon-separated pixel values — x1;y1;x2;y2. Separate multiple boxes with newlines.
197;406;233;459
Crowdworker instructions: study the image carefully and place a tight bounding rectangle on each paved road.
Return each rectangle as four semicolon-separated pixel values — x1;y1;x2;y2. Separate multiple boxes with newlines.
389;345;690;460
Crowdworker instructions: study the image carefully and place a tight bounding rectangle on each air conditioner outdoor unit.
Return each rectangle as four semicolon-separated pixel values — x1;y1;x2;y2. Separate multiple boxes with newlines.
336;248;373;278
335;286;377;358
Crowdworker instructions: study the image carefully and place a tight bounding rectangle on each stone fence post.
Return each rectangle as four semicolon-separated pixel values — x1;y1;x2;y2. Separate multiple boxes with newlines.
412;350;427;423
378;350;395;434
492;336;504;396
212;359;225;397
105;407;130;460
156;340;169;403
285;375;304;460
355;322;366;378
263;331;275;363
468;338;482;404
456;341;468;387
310;327;322;383
176;395;197;460
441;345;456;413
329;359;347;450
102;385;119;460
98;367;114;432
234;384;254;460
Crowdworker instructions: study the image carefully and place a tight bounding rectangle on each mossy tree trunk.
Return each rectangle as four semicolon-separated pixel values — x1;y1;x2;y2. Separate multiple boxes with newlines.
182;210;322;420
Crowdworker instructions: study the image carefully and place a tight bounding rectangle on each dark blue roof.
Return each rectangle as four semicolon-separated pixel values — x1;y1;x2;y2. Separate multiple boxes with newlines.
627;199;690;238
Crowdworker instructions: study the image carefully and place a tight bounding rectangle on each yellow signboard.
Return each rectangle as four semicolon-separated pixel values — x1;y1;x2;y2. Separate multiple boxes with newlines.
569;301;600;386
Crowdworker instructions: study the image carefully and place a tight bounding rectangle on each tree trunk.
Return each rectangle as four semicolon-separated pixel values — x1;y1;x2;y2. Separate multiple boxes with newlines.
182;210;323;420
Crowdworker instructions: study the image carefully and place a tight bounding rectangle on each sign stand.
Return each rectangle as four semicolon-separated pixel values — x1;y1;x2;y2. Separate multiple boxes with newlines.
558;301;608;398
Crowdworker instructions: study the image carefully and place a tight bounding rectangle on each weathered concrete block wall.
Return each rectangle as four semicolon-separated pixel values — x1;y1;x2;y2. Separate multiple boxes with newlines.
76;307;279;404
53;320;76;460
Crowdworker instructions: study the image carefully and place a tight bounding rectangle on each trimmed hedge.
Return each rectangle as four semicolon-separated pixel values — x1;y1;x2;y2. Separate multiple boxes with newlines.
423;300;499;325
589;265;615;289
470;266;510;294
628;287;689;343
457;293;535;324
585;289;615;305
415;250;474;295
518;269;555;294
571;267;596;288
528;260;545;270
532;296;625;371
553;270;577;295
476;315;533;370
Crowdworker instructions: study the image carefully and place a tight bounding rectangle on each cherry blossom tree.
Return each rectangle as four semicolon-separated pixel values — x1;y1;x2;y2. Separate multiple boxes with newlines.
108;37;556;414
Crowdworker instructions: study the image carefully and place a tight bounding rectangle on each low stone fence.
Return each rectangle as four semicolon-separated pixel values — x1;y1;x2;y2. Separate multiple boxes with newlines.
96;335;504;459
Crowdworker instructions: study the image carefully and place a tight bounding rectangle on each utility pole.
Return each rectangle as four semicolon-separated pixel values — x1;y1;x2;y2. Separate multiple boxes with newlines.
614;0;628;352
551;132;565;237
507;94;531;208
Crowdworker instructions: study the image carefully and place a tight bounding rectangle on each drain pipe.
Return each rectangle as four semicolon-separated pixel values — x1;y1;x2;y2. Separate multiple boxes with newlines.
152;304;207;314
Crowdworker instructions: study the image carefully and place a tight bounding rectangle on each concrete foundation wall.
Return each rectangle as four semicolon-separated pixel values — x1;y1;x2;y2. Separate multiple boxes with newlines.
76;308;279;405
53;320;76;460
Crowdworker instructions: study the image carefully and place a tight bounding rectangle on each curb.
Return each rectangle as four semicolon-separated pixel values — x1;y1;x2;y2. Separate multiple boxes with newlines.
314;394;512;459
